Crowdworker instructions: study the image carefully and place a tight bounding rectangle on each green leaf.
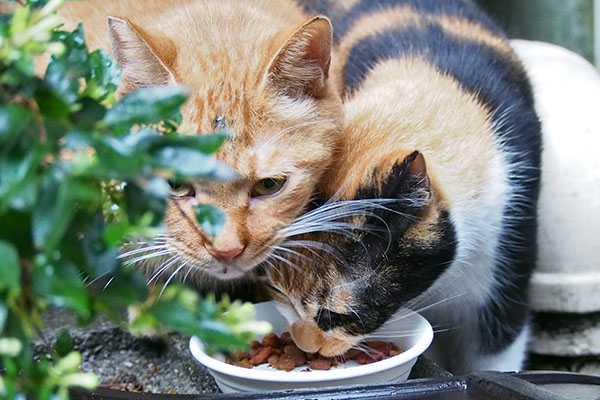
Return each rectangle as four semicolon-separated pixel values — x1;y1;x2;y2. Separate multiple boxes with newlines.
45;58;80;104
54;329;74;358
0;144;44;210
32;174;78;252
34;88;70;121
0;241;21;290
194;204;225;237
32;261;90;319
161;132;227;154
195;319;246;350
0;300;7;333
84;49;121;101
151;300;245;350
124;177;169;225
53;23;89;78
72;97;106;129
150;301;197;336
94;270;148;307
90;136;150;178
153;146;234;180
81;214;119;279
0;105;33;145
102;85;190;133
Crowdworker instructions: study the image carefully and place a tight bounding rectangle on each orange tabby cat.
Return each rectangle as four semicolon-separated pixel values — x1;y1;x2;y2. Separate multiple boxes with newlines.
54;0;344;284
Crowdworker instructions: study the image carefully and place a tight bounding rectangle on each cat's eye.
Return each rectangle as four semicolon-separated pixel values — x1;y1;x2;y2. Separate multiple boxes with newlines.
168;181;195;198
251;177;287;198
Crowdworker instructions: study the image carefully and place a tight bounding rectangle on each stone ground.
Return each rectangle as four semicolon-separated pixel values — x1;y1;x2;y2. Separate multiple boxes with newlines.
37;308;449;394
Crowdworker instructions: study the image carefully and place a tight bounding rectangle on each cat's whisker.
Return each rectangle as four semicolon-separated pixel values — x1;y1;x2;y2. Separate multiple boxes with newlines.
183;263;196;284
102;276;115;291
263;259;285;282
118;244;169;259
85;271;112;287
384;293;466;324
159;259;189;298
122;249;172;266
271;245;312;262
147;256;179;285
269;253;305;276
282;239;347;260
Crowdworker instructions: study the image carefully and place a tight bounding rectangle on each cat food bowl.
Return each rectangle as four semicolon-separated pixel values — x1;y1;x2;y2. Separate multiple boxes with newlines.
189;301;433;393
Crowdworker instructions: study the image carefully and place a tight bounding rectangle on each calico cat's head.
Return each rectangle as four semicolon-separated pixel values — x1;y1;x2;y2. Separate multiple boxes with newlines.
108;11;343;280
266;152;456;356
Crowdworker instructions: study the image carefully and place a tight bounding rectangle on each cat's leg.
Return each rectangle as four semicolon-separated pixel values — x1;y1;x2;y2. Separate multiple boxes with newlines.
468;322;530;372
424;310;530;373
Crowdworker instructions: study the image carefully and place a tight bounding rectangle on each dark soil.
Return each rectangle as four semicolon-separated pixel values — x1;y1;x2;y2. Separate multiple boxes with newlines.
36;308;220;394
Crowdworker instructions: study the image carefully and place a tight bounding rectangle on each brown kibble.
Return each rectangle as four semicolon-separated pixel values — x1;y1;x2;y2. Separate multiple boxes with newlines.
366;341;387;349
250;340;261;349
357;351;384;365
343;348;363;359
280;332;292;345
261;333;281;348
273;354;296;371
231;350;249;360
309;358;332;370
248;348;260;358
231;332;399;371
250;346;273;366
271;347;283;356
234;358;252;368
283;344;307;366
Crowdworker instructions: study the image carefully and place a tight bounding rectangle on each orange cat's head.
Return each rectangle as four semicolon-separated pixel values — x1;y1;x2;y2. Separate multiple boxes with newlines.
107;4;343;281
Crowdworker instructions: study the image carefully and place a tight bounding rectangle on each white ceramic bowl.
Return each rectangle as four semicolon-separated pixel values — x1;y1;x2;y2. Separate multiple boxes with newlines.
189;301;433;393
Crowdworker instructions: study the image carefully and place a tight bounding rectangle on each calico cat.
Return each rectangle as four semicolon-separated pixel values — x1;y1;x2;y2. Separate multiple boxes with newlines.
55;0;346;288
264;0;542;373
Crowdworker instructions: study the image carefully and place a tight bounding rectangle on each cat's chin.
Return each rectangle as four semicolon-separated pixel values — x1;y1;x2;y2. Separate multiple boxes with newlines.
203;264;253;281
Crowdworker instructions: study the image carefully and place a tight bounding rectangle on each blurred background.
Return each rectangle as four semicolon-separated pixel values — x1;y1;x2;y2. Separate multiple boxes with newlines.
476;0;598;67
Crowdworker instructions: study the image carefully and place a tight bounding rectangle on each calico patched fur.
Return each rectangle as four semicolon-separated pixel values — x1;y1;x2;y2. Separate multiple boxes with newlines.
267;0;541;373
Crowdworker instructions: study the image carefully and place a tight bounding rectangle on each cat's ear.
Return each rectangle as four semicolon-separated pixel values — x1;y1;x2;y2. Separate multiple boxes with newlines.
381;151;432;207
107;16;176;91
266;16;332;98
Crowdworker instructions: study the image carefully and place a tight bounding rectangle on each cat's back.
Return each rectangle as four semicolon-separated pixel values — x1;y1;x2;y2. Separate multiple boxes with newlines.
304;0;542;371
315;0;541;209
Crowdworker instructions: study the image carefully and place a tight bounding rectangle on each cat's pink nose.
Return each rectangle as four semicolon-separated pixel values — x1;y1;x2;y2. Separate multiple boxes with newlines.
207;246;245;261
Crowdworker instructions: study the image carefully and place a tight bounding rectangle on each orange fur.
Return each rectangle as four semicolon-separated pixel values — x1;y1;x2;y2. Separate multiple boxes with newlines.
324;57;502;210
56;0;344;280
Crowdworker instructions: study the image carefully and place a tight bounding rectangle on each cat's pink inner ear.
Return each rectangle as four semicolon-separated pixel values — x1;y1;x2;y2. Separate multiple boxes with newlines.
404;151;431;193
107;16;176;92
267;16;333;98
407;151;428;178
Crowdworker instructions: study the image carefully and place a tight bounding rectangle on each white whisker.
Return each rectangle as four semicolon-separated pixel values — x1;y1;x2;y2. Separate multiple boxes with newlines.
159;260;189;298
122;249;171;266
118;244;168;259
147;256;179;285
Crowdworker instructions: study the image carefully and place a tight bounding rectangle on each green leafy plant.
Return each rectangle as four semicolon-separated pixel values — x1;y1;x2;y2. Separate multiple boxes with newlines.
0;1;269;398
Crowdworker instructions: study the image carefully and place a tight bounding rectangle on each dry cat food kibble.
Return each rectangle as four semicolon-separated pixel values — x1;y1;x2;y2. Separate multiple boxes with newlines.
226;332;402;371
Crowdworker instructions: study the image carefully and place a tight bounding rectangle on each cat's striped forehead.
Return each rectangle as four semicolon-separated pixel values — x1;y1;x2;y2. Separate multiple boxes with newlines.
183;87;336;179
